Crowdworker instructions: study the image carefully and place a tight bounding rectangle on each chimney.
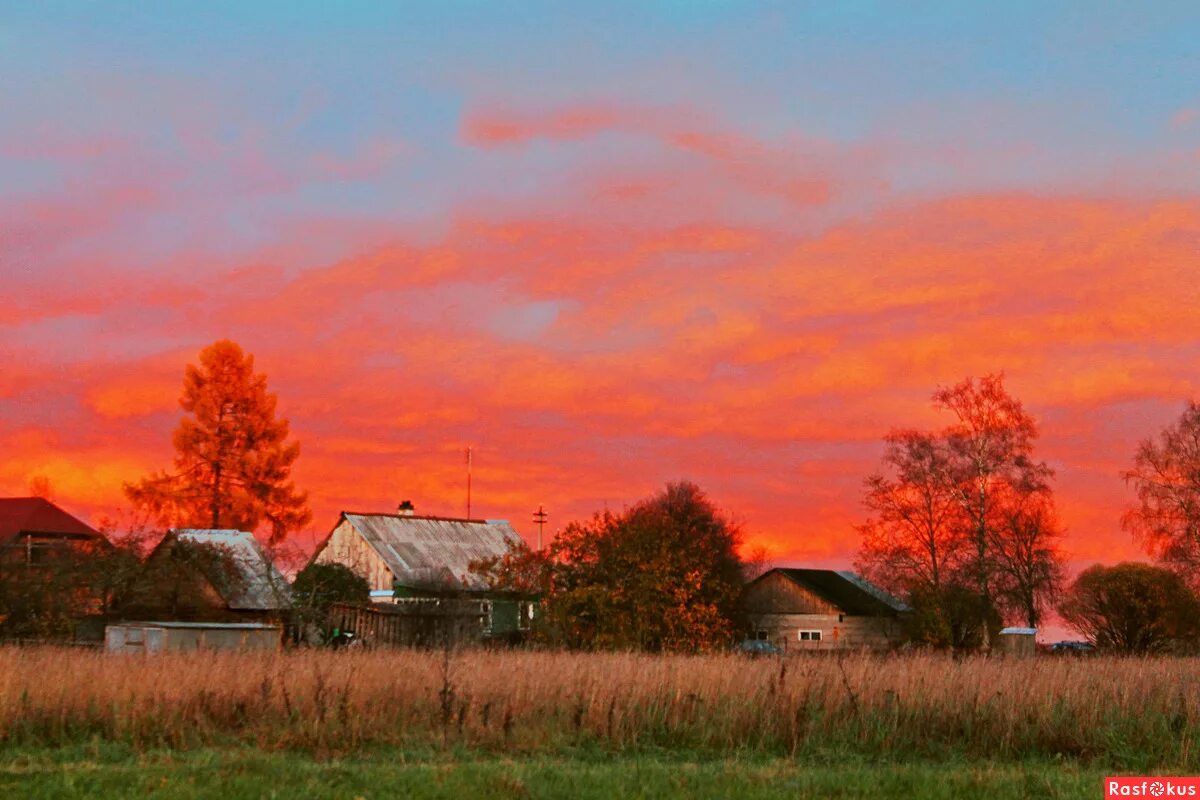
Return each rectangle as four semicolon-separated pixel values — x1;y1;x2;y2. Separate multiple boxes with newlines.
397;500;415;516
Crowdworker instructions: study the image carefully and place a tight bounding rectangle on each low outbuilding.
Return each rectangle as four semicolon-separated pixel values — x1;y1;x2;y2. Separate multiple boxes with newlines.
105;621;281;653
997;626;1038;657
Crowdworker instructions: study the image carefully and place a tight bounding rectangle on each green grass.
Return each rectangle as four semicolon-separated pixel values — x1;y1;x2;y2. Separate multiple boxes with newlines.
0;748;1108;800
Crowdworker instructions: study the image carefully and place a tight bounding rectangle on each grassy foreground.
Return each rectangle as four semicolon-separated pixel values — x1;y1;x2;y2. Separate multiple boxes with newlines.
0;647;1195;767
0;748;1106;799
0;646;1185;798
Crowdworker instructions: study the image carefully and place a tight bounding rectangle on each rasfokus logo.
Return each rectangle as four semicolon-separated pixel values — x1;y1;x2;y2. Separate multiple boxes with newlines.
1106;778;1200;797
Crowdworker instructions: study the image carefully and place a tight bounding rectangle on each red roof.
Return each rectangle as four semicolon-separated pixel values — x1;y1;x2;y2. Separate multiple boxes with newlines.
0;497;103;545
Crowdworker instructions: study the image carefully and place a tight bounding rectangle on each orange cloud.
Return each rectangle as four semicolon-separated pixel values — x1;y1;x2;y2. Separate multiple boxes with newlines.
86;378;180;419
5;103;1200;581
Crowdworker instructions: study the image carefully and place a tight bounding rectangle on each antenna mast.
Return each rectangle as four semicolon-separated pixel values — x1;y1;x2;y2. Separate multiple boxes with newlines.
466;446;473;519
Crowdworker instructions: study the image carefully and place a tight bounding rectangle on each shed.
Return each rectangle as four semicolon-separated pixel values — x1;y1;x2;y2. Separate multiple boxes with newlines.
997;626;1038;657
743;568;909;652
105;621;281;653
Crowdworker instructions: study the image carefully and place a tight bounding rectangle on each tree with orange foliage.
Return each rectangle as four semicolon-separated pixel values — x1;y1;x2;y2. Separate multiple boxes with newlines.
856;430;965;597
124;340;310;543
992;490;1064;628
1123;401;1200;586
857;374;1064;647
935;374;1055;636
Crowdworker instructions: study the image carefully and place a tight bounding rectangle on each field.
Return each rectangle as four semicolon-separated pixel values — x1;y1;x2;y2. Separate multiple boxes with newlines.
0;646;1191;797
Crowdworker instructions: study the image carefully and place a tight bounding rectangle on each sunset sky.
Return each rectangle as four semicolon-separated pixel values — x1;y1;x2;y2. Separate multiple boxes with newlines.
3;3;1199;573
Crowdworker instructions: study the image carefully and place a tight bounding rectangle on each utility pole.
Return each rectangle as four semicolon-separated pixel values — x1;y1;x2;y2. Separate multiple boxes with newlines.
466;446;473;520
532;504;548;551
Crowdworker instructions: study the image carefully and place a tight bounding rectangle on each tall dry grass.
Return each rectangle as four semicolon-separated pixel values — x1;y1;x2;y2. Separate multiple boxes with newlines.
0;647;1196;765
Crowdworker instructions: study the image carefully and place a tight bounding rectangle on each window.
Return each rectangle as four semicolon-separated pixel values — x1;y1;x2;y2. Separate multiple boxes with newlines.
21;535;66;565
838;614;844;623
753;630;769;641
798;630;822;642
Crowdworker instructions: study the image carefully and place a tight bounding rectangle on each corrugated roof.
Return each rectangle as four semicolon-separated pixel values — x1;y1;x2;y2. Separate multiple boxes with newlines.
170;529;292;611
340;513;522;592
767;568;909;615
0;497;103;545
999;627;1037;635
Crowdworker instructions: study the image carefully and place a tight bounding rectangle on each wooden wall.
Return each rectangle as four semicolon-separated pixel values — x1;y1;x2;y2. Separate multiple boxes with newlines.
746;612;901;652
744;572;902;651
313;518;394;594
328;601;485;647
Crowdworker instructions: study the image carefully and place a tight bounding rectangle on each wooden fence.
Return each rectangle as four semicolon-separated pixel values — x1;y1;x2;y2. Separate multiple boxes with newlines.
327;599;487;648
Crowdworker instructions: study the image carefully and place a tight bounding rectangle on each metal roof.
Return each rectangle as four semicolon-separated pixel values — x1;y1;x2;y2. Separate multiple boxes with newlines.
339;513;522;592
170;529;292;611
999;627;1038;635
0;497;103;545
763;568;910;615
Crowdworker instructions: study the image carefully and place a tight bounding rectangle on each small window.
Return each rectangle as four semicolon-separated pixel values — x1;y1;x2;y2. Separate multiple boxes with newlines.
838;614;844;623
798;630;822;642
23;536;63;565
753;630;769;641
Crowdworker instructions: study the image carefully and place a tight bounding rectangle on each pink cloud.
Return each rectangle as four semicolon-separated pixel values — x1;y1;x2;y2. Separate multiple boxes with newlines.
1172;107;1198;129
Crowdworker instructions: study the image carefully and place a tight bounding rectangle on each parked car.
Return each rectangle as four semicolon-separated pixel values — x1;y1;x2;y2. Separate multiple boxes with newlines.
739;638;783;656
1050;640;1094;655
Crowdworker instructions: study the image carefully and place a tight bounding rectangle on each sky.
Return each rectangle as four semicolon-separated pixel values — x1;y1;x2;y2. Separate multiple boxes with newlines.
2;2;1199;575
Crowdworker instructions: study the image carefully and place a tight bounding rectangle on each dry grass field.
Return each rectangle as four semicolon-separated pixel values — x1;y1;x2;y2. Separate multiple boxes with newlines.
0;646;1194;770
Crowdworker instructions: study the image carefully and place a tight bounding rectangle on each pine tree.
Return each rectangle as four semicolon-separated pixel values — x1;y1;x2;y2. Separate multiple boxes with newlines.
125;340;311;542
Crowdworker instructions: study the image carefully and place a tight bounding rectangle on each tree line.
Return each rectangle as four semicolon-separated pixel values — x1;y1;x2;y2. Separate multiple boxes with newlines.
7;341;1200;654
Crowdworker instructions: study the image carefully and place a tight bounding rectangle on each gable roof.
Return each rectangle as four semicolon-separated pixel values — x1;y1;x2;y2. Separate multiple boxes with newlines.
165;529;292;611
760;568;909;615
0;497;103;545
325;513;523;592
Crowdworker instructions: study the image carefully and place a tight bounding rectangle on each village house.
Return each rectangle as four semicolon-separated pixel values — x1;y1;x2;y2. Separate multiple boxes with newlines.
743;568;908;652
136;529;292;623
0;497;107;565
309;504;532;639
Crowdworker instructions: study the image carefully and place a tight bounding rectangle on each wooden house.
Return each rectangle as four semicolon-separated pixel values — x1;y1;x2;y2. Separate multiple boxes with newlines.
309;507;532;638
743;568;908;651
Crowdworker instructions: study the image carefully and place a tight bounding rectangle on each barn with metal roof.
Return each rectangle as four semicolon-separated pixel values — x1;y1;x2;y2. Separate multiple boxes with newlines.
310;510;523;599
